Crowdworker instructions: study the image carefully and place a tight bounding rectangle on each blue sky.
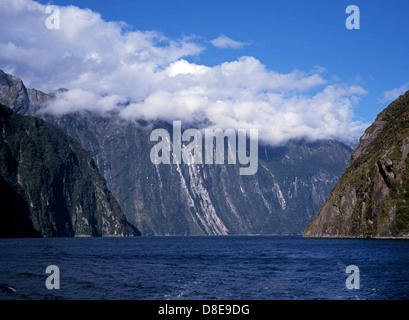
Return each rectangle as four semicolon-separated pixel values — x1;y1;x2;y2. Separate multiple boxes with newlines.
1;0;408;146
36;0;409;123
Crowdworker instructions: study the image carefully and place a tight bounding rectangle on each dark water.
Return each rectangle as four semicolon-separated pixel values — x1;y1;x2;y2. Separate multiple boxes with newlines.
0;236;408;300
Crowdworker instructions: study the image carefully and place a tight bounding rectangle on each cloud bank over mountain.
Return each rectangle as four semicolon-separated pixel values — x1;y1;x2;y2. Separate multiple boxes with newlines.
0;0;369;146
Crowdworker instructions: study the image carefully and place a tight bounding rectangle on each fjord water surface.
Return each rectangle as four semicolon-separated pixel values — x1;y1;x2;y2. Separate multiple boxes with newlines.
1;236;408;300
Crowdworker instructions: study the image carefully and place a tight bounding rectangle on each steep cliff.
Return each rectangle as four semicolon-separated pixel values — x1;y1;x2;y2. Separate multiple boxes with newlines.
0;70;53;114
37;110;351;236
0;103;140;237
304;90;409;238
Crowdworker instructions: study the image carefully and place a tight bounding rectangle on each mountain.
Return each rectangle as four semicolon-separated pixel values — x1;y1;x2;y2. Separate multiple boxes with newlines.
0;70;52;114
0;103;140;237
304;90;409;239
0;70;353;235
38;112;353;236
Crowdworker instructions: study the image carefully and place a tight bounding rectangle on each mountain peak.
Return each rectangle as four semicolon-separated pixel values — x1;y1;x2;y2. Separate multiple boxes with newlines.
0;70;30;114
0;70;55;115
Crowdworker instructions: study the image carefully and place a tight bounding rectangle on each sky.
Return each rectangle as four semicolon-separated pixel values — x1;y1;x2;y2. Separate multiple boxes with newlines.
0;0;408;147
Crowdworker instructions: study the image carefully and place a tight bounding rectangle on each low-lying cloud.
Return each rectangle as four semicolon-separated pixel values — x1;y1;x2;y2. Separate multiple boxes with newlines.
0;0;369;146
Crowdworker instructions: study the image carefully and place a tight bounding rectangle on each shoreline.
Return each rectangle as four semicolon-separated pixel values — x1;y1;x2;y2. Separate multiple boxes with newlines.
303;234;409;240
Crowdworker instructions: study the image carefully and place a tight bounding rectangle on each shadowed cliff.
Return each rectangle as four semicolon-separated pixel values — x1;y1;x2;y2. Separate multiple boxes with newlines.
0;103;140;237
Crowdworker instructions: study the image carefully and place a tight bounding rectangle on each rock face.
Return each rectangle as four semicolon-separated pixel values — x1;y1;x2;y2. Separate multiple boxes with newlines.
304;91;409;239
0;70;53;114
0;70;353;236
41;115;352;236
0;103;140;237
0;70;31;114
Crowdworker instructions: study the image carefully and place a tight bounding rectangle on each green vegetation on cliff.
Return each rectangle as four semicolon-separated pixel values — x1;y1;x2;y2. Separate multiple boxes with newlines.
0;103;140;237
304;91;409;238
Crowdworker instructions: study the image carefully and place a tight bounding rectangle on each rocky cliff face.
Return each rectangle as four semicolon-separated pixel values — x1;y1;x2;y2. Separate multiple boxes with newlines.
39;111;352;235
0;70;53;114
304;91;409;239
0;70;353;235
0;103;140;237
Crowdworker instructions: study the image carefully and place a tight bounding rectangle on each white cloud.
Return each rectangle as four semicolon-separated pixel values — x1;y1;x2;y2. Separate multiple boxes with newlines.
166;59;210;77
383;82;409;103
211;35;247;50
0;0;369;146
